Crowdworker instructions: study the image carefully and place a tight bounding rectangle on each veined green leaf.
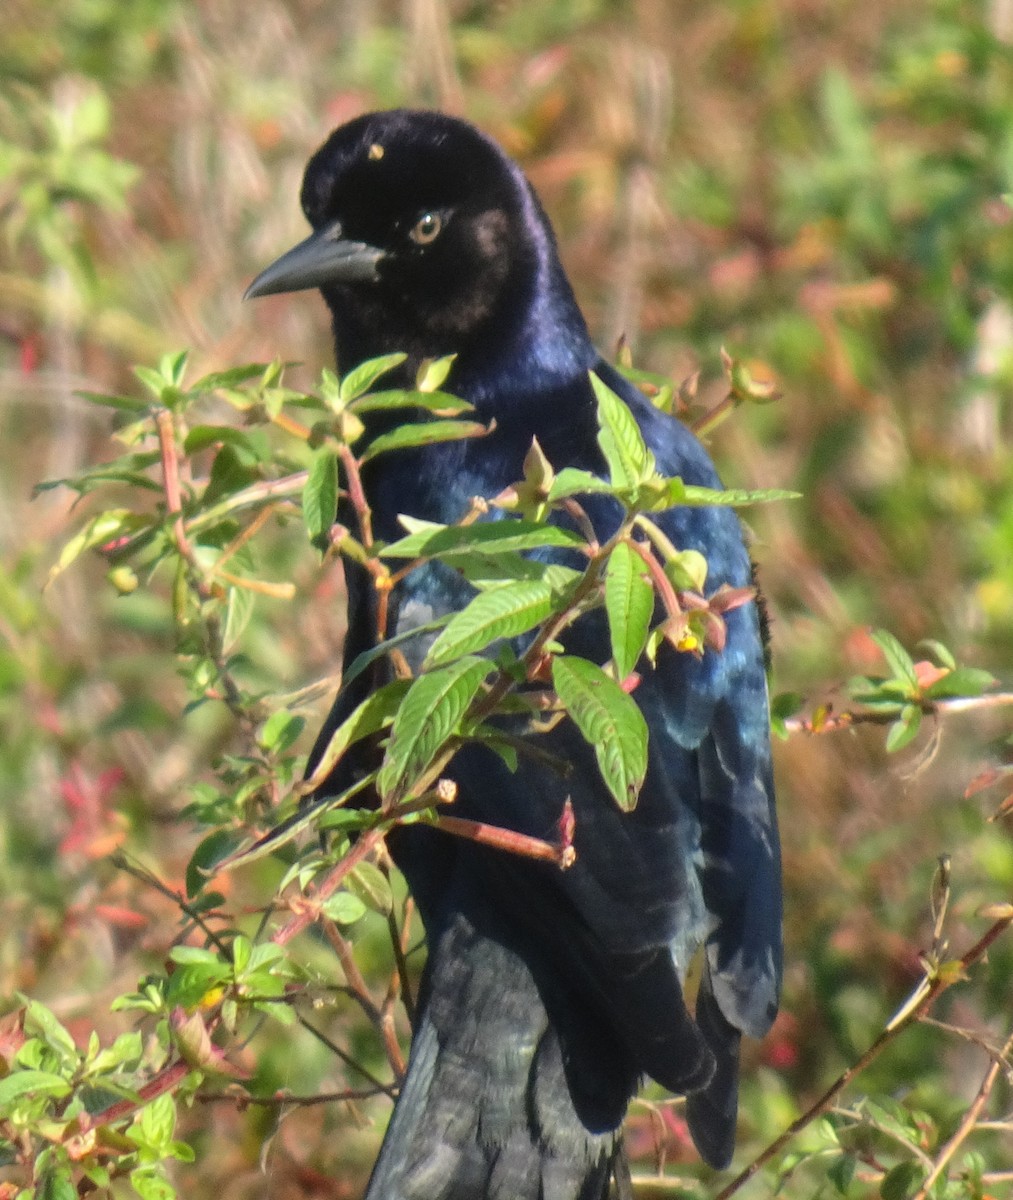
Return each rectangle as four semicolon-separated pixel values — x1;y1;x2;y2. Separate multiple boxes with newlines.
304;679;411;789
677;484;802;507
382;518;585;561
457;553;583;591
302;446;338;544
590;371;655;490
222;580;255;651
872;628;919;689
45;509;151;588
925;666;997;699
347;861;394;915
321;891;367;925
35;453;163;497
349;388;473;416
552;655;648;811
0;1070;73;1106
605;542;654;679
546;467;614;501
76;389;151;413
339;615;453;691
424;579;558;669
338;352;407;403
191;363;271;392
636;478;802;511
259;710;306;755
183;425;266;458
359;418;491;462
379;656;493;802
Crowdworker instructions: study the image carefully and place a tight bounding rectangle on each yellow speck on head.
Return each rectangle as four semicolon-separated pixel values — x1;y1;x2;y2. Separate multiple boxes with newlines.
368;143;384;160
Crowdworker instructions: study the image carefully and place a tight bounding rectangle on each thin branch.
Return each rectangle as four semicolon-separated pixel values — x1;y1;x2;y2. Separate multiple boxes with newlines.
713;909;1013;1200
338;442;374;550
155;405;264;728
272;827;387;945
910;1027;1013;1199
109;851;231;956
829;1105;935;1173
322;918;406;1078
425;810;575;869
385;890;416;1028
196;1085;389;1107
784;691;1013;736
83;1060;191;1128
295;1012;397;1097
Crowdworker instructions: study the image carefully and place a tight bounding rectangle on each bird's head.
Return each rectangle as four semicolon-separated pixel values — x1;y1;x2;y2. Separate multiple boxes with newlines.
245;109;579;379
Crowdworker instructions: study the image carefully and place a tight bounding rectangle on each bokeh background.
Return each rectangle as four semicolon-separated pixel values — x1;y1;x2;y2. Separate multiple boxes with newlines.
2;1;1013;1197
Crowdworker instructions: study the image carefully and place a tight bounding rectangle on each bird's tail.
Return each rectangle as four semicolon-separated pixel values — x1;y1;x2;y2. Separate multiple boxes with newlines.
363;909;633;1200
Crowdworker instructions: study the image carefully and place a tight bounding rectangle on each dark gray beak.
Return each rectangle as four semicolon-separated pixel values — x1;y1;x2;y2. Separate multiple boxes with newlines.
244;221;384;299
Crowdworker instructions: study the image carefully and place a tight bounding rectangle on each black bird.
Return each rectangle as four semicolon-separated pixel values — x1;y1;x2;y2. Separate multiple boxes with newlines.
247;109;781;1199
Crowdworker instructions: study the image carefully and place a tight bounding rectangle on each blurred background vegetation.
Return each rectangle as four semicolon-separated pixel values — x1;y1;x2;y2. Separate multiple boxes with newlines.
2;0;1013;1197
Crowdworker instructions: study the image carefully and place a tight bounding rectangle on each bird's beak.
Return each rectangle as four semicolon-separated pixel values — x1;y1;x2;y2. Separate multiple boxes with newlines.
244;222;384;299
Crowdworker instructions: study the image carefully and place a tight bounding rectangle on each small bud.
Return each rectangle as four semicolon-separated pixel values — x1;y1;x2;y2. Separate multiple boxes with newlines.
107;566;138;595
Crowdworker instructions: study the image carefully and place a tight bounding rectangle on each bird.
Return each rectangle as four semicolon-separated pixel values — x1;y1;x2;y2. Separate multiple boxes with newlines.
246;108;781;1200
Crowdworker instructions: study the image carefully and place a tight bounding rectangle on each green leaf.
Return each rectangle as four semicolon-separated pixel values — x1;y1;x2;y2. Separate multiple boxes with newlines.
827;1152;857;1195
76;388;150;413
168;945;222;966
338;352;407;402
185;829;247;897
546;467;615;501
886;704;922;752
191;363;271;392
230;935;252;974
590;371;655;489
879;1160;924;1200
339;619;452;691
259;710;305;755
359;419;490;462
139;1092;178;1145
350;388;473;416
302;446;338;545
38;1162;76;1200
183;425;264;457
130;1166;177;1200
459;556;582;593
416;354;457;392
665;548;708;592
379;657;493;802
320;891;368;925
872;628;919;689
605;542;654;679
925;666;997;699
222;582;255;653
770;691;805;740
917;638;956;670
424;579;558;669
676;484;802;507
46;509;150;587
88;1031;143;1076
0;1069;73;1106
23;1000;78;1060
347;862;394;914
304;680;410;787
382;518;584;561
552;655;648;811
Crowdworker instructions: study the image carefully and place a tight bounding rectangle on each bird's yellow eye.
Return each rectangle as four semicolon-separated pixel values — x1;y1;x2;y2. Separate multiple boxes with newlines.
409;212;443;245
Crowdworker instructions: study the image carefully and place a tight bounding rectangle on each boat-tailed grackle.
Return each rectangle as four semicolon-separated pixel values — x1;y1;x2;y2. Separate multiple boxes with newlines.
247;108;782;1200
